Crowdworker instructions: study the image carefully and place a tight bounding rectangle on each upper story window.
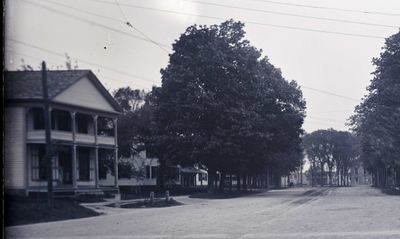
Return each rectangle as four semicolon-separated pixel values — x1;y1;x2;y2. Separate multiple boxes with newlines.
76;113;95;135
51;109;71;131
31;108;45;130
97;117;114;137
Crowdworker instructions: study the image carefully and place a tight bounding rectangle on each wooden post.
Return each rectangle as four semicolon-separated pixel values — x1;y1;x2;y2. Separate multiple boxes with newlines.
72;145;77;188
95;146;99;189
42;61;53;208
113;118;119;189
71;112;77;189
93;115;99;188
165;190;170;202
150;191;154;206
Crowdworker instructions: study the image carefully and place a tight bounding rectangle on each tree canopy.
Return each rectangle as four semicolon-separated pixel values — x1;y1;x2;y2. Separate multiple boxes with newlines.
146;20;306;190
303;129;359;186
350;30;400;187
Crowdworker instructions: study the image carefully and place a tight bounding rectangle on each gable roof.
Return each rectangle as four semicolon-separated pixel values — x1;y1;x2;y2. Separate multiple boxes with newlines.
4;70;122;113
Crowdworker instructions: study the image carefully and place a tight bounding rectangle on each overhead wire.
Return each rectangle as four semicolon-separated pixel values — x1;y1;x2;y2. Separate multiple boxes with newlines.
300;85;360;102
184;0;399;29
83;0;387;39
41;0;170;54
8;38;160;86
20;0;172;49
8;38;365;104
248;0;400;16
10;1;374;103
113;0;170;53
5;48;150;89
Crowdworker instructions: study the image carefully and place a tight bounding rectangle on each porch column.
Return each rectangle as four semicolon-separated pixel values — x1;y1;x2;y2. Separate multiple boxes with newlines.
93;115;99;188
95;146;99;189
72;145;77;188
93;115;98;144
113;118;119;187
114;147;119;187
71;111;76;142
71;112;77;188
113;118;118;145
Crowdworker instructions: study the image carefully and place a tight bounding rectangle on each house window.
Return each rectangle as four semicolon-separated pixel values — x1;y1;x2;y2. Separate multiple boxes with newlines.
31;144;59;181
32;108;44;130
151;166;158;179
99;150;114;179
78;148;91;181
32;144;46;180
97;117;114;136
76;114;91;134
51;110;71;131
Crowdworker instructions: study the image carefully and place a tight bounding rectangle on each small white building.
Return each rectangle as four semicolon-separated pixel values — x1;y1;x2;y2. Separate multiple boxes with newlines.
117;151;208;189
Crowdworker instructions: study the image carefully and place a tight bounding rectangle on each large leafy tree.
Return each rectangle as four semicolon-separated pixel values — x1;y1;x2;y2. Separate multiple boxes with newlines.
332;131;359;186
350;31;400;187
303;129;334;186
148;20;305;191
303;129;360;187
113;87;147;158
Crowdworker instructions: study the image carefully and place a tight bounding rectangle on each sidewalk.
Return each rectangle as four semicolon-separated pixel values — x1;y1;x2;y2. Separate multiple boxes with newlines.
80;195;193;215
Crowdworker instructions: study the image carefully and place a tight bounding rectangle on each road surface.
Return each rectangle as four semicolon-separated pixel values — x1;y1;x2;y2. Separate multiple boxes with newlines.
6;186;400;239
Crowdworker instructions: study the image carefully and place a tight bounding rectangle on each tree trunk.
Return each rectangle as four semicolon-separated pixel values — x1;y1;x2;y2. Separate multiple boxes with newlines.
157;159;166;191
208;169;216;192
320;162;325;187
243;174;247;191
300;166;303;186
229;174;233;192
219;171;226;192
236;172;241;191
336;168;340;186
396;166;400;187
311;165;315;187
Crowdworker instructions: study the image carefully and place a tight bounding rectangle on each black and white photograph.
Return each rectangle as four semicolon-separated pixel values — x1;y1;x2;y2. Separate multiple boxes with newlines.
3;0;400;238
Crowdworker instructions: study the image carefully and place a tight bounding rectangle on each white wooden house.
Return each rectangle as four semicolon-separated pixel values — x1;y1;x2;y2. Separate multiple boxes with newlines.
4;70;122;196
118;151;208;189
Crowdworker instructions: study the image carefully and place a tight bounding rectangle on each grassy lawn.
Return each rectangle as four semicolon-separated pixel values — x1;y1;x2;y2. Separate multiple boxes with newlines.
5;195;100;226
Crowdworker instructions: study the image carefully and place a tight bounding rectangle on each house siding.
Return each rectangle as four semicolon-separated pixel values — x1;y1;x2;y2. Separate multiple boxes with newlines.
5;107;26;189
53;77;117;113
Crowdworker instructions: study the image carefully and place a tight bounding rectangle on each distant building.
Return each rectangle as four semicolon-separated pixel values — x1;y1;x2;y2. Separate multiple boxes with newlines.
350;162;372;186
288;170;308;186
118;151;208;190
4;70;122;196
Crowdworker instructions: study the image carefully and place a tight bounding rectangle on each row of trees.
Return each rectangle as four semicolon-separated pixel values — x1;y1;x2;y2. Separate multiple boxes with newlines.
303;129;359;187
114;20;306;191
349;31;400;188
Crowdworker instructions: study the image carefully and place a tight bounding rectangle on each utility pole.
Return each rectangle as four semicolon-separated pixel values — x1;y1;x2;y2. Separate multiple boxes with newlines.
42;61;54;208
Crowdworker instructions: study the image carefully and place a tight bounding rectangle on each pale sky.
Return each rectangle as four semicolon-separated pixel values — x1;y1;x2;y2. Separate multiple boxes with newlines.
4;0;400;133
